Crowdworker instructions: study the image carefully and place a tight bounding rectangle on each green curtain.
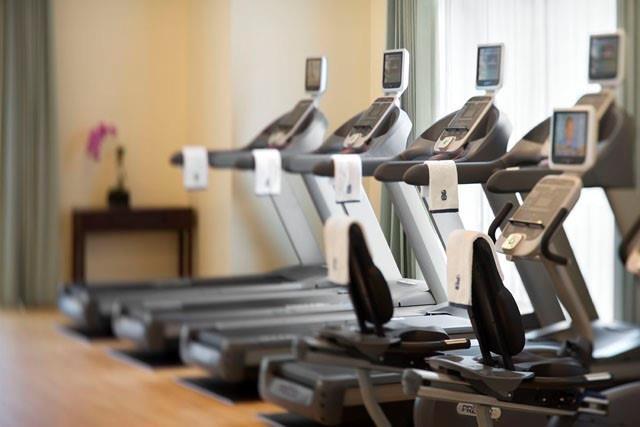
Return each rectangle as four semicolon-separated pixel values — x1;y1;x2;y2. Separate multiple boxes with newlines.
616;0;640;322
1;0;58;306
382;0;439;278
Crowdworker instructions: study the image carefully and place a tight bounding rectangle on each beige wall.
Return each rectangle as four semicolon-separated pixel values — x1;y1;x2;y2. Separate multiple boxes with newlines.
53;0;191;281
53;0;387;281
365;0;388;216
227;0;382;273
185;0;233;277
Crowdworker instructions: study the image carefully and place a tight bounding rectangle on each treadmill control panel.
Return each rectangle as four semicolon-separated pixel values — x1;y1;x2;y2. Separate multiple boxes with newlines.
344;97;396;149
435;96;493;152
497;175;582;259
268;99;315;147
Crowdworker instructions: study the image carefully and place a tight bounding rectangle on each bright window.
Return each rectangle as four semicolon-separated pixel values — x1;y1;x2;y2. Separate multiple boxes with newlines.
437;0;617;320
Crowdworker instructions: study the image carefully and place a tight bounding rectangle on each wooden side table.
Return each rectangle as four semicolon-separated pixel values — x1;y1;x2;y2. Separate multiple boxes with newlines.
72;207;196;282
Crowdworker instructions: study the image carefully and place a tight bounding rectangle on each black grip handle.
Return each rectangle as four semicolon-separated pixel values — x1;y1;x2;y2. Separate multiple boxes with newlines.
541;208;569;265
488;202;514;243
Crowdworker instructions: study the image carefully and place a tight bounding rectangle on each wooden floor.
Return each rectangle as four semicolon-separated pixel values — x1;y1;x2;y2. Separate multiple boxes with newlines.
0;309;282;427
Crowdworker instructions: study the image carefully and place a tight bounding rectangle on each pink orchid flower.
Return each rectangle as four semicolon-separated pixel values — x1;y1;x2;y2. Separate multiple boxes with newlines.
86;121;118;161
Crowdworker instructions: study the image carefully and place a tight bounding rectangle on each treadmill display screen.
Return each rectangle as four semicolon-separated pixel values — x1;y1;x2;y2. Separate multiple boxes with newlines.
383;52;403;89
476;45;502;88
306;58;323;92
551;111;589;165
589;35;619;81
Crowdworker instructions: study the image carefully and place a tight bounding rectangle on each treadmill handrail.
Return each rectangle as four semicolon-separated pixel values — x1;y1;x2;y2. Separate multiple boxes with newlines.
313;157;395;178
403;159;505;186
486;167;562;194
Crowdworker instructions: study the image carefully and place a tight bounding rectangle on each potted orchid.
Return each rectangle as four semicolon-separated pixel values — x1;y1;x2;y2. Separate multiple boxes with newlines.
86;121;130;208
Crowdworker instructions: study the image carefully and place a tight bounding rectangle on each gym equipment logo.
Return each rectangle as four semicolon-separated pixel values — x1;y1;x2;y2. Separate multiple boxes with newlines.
456;403;501;420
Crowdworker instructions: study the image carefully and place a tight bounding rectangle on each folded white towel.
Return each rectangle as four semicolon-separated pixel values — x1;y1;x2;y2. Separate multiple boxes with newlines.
422;160;459;212
252;149;282;196
182;146;209;191
324;215;364;285
332;154;362;203
446;230;504;307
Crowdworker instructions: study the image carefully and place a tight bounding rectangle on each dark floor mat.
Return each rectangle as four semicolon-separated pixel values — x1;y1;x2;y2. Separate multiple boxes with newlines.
108;348;183;370
57;324;113;342
259;399;413;427
258;413;328;427
177;376;259;405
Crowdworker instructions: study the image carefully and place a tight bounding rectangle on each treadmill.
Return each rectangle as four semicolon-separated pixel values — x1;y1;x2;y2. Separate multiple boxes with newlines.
175;46;513;385
108;49;438;354
256;44;535;427
483;32;640;380
407;101;640;427
58;57;332;334
260;34;638;426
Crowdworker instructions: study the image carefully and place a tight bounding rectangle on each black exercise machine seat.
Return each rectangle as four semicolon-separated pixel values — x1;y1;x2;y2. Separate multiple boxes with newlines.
308;221;470;366
347;222;454;345
425;232;611;403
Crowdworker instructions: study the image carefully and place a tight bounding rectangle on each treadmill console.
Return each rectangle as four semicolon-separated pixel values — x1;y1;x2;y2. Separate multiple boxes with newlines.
497;175;582;258
268;57;327;147
344;49;409;149
497;106;596;259
435;44;503;152
344;97;396;149
434;96;494;152
268;99;315;147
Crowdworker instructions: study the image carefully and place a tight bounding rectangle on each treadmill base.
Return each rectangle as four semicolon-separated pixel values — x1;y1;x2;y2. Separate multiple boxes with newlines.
178;376;259;405
57;324;113;342
108;348;182;370
259;412;327;427
259;403;414;427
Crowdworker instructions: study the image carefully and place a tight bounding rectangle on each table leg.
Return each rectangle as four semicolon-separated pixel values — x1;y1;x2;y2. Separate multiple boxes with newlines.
178;230;185;277
72;227;85;283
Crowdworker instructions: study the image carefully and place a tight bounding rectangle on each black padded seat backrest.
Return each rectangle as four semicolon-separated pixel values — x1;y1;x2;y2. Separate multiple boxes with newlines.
470;239;525;368
348;223;394;336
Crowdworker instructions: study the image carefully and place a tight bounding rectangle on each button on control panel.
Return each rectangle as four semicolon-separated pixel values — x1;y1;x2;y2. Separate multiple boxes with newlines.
501;233;525;251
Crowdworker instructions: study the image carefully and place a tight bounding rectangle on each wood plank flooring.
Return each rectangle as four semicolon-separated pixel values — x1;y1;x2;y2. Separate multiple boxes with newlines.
0;309;283;427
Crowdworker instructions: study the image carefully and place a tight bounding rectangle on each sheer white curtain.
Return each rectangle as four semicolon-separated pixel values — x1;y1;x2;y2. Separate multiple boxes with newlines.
437;0;617;319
